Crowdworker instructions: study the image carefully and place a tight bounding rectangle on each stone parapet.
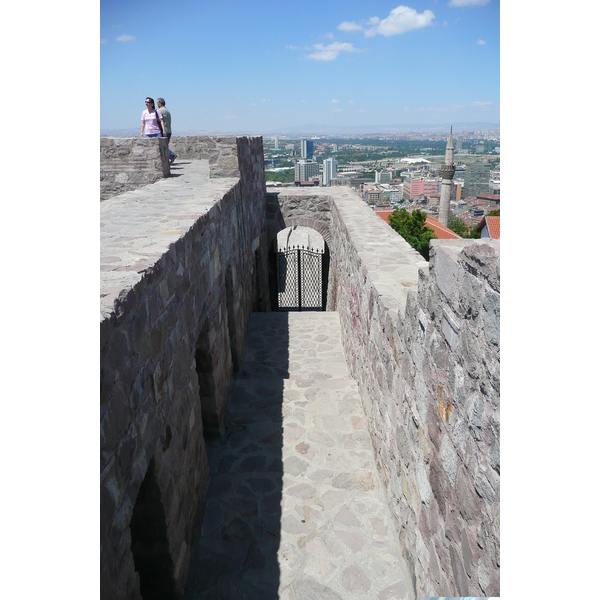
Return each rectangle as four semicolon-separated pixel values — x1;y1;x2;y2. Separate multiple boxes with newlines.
169;135;241;178
100;137;170;201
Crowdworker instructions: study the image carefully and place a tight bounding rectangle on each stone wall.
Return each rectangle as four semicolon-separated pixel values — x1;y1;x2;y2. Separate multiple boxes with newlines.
100;153;499;598
100;137;268;599
328;193;500;598
169;135;241;178
100;137;170;201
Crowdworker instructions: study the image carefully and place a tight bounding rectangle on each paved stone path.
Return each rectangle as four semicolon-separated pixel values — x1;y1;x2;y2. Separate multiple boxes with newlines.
184;312;415;600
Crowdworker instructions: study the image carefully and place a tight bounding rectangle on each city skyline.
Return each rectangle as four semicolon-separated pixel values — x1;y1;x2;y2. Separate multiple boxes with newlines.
101;0;499;134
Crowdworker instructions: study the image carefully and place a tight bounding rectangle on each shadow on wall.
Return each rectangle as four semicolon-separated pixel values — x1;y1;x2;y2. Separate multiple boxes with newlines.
183;313;290;599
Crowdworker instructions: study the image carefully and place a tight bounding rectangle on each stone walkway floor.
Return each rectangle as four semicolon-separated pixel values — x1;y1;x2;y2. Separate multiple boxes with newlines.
184;312;415;600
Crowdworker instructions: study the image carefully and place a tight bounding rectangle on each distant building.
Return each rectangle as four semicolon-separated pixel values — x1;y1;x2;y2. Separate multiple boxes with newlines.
464;160;491;198
322;158;338;187
366;189;381;204
452;181;463;202
489;170;500;195
295;159;319;184
403;177;440;201
274;135;279;149
301;139;314;159
375;170;393;184
383;185;403;203
476;193;500;206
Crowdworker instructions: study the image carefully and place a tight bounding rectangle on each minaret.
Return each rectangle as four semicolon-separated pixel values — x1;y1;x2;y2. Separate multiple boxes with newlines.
439;127;455;227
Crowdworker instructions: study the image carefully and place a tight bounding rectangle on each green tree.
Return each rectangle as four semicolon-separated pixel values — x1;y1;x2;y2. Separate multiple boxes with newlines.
388;208;436;260
264;170;295;184
488;209;500;216
447;215;481;239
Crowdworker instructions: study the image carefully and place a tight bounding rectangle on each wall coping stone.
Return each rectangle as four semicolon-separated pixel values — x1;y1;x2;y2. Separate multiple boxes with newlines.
100;159;238;321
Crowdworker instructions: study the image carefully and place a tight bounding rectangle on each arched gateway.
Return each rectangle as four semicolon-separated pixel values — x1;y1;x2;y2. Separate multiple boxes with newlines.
265;191;333;312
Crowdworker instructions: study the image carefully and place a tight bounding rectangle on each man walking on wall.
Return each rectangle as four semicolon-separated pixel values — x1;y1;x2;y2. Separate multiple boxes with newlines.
157;98;177;164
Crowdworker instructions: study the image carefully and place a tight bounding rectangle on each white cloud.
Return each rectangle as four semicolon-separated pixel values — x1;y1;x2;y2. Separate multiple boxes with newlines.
116;34;135;42
301;99;307;104
476;38;486;45
286;45;299;50
100;38;107;44
348;100;354;105
250;103;256;107
306;42;361;61
322;32;335;39
365;6;435;37
449;0;490;6
338;21;364;32
334;109;343;113
471;100;492;108
262;99;270;103
331;99;340;103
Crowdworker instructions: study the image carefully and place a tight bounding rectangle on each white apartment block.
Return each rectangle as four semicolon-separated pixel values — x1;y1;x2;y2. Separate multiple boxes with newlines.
322;158;338;186
489;170;500;194
295;159;319;182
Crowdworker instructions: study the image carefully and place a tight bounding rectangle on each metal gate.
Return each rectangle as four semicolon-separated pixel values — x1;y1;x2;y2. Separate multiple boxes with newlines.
276;246;324;311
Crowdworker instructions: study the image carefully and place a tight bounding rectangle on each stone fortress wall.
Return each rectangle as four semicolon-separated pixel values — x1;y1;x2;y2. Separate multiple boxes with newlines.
269;187;500;597
329;198;500;597
100;137;499;599
101;136;268;599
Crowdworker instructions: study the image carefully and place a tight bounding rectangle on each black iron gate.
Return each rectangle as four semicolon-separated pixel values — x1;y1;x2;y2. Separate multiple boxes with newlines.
276;245;324;311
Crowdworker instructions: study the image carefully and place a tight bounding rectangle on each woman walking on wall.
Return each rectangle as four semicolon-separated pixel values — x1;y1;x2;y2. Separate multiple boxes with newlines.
140;97;166;137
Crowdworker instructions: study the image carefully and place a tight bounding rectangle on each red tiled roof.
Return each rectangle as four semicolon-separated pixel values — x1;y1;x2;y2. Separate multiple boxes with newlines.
375;210;395;224
476;216;500;238
476;193;500;201
375;210;460;240
424;216;461;240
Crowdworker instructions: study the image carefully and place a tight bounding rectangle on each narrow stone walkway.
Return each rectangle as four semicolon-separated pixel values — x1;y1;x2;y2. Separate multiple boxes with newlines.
184;312;415;600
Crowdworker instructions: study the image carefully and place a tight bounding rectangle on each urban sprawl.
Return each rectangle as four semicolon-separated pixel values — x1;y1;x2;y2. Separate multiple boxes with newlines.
264;130;500;236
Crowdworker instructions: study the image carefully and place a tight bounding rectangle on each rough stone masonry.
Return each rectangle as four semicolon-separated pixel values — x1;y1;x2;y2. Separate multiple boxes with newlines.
268;186;500;597
100;137;499;599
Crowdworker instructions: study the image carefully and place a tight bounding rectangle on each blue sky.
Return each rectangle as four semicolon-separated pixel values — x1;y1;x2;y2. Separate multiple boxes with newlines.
101;0;499;134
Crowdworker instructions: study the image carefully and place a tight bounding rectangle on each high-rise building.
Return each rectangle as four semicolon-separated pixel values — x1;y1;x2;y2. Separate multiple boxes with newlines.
274;135;279;149
295;159;319;183
322;158;338;186
301;139;314;159
464;160;491;198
